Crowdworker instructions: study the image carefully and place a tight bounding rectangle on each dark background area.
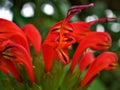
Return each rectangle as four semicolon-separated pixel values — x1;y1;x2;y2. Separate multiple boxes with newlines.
0;0;120;90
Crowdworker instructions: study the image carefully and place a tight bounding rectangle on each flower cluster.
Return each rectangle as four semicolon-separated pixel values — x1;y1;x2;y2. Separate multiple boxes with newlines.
0;3;118;90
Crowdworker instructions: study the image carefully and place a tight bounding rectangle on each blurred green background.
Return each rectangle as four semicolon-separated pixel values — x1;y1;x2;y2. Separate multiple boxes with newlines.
0;0;120;90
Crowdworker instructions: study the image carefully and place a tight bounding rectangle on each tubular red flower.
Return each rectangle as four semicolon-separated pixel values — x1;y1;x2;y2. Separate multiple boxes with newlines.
0;19;30;52
70;17;117;42
42;24;73;72
42;44;57;72
79;50;94;73
0;40;35;82
42;31;59;72
70;32;112;72
81;52;118;86
42;4;117;73
42;32;71;72
50;21;76;48
50;17;114;48
58;3;94;49
22;24;42;54
43;4;94;69
0;59;21;81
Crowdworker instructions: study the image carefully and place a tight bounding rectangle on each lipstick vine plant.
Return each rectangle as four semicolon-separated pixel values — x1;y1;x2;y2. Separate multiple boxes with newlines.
0;3;118;90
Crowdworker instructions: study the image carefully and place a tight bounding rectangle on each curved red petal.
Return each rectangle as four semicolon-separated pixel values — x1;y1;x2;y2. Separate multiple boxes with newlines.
22;24;42;54
1;40;35;82
0;65;9;75
70;22;91;42
70;32;112;72
0;59;21;81
0;19;30;52
42;44;56;72
79;50;94;73
81;52;118;86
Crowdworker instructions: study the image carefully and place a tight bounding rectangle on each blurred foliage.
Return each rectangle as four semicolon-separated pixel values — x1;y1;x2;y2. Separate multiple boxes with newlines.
0;0;120;90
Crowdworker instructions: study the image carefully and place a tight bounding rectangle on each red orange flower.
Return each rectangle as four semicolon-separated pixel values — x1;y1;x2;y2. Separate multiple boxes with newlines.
70;32;112;71
42;3;94;72
42;3;117;73
0;40;35;82
0;18;30;52
81;52;118;86
0;19;42;82
0;3;118;90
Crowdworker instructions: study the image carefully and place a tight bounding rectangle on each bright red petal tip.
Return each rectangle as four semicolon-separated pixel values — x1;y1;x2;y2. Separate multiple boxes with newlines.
22;24;42;54
81;52;118;86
